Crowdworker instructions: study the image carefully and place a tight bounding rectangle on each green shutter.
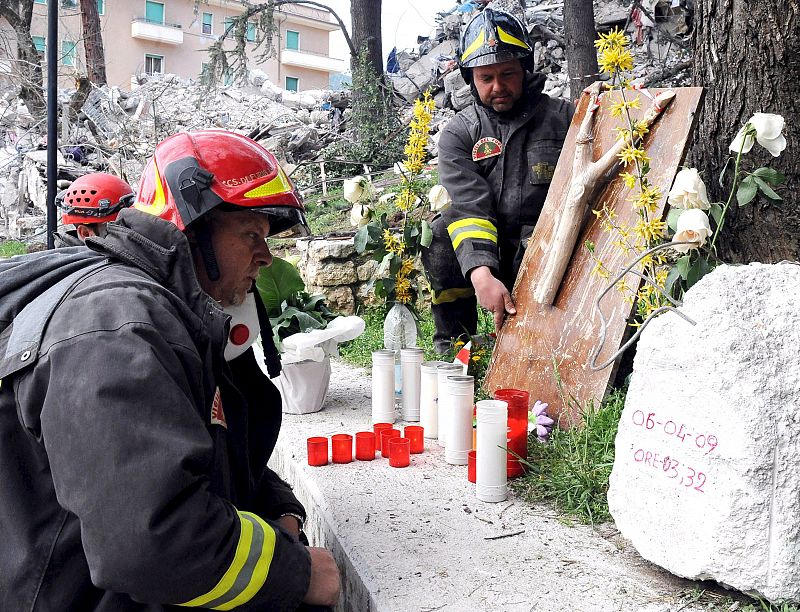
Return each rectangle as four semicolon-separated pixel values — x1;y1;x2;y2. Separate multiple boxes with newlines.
62;40;76;66
32;36;46;52
145;1;164;24
285;76;299;92
246;22;256;42
97;0;104;14
202;12;213;34
286;30;299;50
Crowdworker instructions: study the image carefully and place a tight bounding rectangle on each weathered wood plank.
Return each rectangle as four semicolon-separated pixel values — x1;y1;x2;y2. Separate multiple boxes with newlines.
485;86;704;425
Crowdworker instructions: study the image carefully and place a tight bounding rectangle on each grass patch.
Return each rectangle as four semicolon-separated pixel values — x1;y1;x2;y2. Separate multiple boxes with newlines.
338;306;439;368
513;388;626;525
0;240;27;258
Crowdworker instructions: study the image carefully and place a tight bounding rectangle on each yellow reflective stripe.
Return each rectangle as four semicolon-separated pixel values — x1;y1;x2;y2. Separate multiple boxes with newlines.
243;168;291;198
134;160;167;217
179;511;276;610
497;26;531;50
452;230;497;250
447;217;497;236
460;27;485;62
431;287;475;305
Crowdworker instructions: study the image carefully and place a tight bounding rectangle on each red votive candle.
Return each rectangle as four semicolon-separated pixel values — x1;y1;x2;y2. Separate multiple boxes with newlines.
389;437;411;468
307;436;328;467
331;434;353;464
467;449;476;483
380;428;400;458
494;388;530;478
374;422;393;445
404;425;425;454
355;431;376;461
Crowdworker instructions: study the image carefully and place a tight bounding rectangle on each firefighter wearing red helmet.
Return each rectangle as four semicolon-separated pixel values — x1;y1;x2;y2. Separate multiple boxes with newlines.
421;8;574;352
0;129;340;610
55;172;134;245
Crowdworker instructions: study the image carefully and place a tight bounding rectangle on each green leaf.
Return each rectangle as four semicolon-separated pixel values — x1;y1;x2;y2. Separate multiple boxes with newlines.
664;265;682;295
736;176;757;207
753;176;782;201
676;255;691;280
354;225;369;252
584;239;595;253
686;256;711;289
752;167;786;186
256;256;306;315
666;208;683;232
708;203;723;226
421;220;433;248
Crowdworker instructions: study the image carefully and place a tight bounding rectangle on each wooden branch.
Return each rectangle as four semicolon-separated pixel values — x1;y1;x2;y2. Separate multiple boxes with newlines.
533;88;676;306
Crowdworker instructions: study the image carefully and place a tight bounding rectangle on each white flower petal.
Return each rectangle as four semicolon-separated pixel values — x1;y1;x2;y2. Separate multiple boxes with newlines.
673;209;712;251
428;184;452;212
343;176;367;204
750;113;784;140
729;127;755;154
758;133;787;157
667;168;710;210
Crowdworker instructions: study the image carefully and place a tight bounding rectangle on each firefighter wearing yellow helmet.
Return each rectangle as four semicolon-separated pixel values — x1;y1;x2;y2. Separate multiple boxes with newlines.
421;8;575;352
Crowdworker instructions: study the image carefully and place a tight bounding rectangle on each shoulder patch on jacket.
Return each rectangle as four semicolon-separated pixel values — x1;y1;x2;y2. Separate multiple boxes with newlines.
472;137;502;161
211;387;227;428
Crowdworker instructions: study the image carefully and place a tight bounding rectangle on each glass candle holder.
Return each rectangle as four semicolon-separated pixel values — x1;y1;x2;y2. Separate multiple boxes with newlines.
404;425;424;454
380;428;401;458
355;431;376;461
331;434;353;464
306;436;328;467
389;437;411;468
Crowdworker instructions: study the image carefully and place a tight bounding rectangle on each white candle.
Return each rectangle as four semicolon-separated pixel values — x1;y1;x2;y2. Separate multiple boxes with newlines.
371;349;396;423
436;363;464;446
444;375;474;465
420;361;442;438
400;348;424;422
476;399;509;503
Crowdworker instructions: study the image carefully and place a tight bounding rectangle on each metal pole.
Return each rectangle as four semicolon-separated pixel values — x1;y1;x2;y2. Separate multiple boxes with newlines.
46;0;58;249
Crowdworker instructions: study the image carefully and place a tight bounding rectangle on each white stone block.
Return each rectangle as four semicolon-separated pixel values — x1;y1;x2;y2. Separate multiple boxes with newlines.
608;262;800;603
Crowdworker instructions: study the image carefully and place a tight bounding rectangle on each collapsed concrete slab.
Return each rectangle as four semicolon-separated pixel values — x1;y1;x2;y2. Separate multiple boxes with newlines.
609;262;800;603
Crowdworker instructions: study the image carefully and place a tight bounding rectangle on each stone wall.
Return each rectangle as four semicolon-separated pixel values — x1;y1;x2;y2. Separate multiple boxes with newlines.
296;237;379;315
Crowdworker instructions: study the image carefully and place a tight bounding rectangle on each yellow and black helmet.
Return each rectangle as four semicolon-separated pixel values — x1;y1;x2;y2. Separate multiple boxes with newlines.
459;9;533;82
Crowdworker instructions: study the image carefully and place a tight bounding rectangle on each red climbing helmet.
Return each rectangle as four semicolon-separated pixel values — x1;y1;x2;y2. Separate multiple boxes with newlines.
134;129;309;237
59;173;135;225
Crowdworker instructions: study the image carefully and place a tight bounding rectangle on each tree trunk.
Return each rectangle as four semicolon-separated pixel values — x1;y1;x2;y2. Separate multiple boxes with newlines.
0;0;45;120
563;0;599;102
690;0;799;263
350;0;382;76
80;0;106;85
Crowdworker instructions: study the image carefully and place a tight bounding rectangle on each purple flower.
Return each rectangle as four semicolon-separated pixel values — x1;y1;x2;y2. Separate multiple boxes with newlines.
528;400;554;442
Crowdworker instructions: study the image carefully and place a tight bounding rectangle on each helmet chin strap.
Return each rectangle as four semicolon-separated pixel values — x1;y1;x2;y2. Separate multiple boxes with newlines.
193;216;221;282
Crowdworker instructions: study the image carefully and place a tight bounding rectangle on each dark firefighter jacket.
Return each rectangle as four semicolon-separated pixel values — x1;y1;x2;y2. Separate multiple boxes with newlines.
436;72;574;286
0;208;311;611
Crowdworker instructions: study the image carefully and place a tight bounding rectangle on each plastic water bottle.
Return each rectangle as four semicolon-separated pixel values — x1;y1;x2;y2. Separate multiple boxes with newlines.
383;303;418;401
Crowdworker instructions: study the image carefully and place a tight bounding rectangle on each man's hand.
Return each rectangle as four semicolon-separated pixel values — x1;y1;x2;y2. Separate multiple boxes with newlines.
303;547;341;607
469;266;516;332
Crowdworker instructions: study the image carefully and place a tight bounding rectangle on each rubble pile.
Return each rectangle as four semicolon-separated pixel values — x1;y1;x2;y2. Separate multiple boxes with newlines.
0;0;693;245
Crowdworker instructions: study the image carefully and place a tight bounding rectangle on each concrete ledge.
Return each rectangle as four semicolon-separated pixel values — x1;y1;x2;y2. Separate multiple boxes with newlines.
270;359;703;611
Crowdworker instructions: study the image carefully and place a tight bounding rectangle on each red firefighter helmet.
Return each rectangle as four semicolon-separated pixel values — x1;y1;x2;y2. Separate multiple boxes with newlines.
59;173;135;225
134;129;309;237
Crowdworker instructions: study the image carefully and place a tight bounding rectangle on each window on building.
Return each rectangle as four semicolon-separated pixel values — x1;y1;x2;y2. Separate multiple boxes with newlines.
223;68;234;87
285;76;299;92
32;36;46;54
286;30;299;51
246;21;256;42
34;0;46;4
145;1;164;25
61;0;78;8
97;0;105;15
62;40;77;66
223;17;234;32
202;12;213;35
145;53;164;74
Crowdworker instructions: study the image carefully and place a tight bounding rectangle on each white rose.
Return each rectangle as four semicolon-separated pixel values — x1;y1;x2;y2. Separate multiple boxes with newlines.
428;184;452;212
672;208;712;253
729;113;786;157
343;175;369;204
349;203;372;227
667;168;710;210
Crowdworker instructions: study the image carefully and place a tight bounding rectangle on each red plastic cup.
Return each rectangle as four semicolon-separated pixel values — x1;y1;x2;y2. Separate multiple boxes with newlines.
380;428;400;458
355;431;376;461
307;436;328;467
404;425;424;454
331;434;353;464
468;450;476;483
494;388;530;478
373;422;393;445
389;437;411;468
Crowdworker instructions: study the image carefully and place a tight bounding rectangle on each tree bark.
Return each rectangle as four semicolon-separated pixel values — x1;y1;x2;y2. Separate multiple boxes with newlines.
563;0;599;101
0;0;45;120
80;0;106;85
350;0;382;76
690;0;799;263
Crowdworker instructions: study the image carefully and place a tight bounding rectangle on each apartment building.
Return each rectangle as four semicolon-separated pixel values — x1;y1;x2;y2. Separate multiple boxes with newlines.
16;0;346;92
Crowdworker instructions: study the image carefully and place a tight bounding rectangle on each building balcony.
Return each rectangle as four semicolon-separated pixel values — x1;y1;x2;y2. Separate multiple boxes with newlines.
280;48;346;74
131;17;184;45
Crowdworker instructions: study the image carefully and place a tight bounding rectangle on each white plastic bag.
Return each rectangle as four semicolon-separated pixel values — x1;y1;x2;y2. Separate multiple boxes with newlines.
275;357;332;415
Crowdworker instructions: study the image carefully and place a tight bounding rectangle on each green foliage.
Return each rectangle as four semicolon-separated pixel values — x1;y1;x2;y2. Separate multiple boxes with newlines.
0;240;27;258
514;389;626;525
255;256;306;313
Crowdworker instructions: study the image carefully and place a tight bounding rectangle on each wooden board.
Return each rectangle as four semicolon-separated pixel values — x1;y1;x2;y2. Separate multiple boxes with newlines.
484;87;704;425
